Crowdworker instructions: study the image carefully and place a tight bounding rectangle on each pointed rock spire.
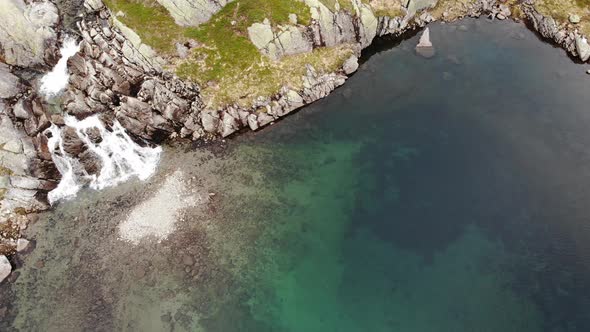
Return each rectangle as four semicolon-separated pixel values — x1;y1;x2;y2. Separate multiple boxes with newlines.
416;27;435;58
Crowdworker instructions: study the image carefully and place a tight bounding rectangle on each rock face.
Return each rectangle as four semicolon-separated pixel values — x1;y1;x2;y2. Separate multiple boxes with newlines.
0;255;10;283
0;0;59;67
248;19;313;60
0;64;21;99
111;16;166;71
155;0;232;26
304;0;377;48
249;0;379;60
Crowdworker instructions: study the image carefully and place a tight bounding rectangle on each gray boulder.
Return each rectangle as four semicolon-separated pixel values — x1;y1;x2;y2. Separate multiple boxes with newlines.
0;64;21;99
155;0;232;26
0;0;59;66
0;255;11;283
248;20;313;60
575;35;590;62
342;55;359;75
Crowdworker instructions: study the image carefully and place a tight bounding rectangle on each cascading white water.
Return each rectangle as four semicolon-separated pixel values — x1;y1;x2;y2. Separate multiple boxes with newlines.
38;36;161;204
46;115;162;205
40;37;80;97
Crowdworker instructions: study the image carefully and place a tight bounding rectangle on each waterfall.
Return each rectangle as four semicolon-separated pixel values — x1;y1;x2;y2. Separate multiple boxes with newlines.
46;115;162;205
40;37;80;98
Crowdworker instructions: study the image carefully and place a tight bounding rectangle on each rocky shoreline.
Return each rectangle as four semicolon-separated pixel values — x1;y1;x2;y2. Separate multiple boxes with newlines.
0;0;589;283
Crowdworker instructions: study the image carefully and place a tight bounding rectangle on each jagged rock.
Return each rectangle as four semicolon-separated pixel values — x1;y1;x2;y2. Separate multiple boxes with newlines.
0;255;11;283
377;16;402;36
575;35;590;62
155;0;231;26
342;55;359;75
305;0;357;47
112;16;165;71
16;238;29;252
0;0;59;66
358;3;379;48
248;20;313;60
0;115;36;176
416;27;435;58
201;111;220;133
12;98;32;120
0;64;21;99
221;110;240;137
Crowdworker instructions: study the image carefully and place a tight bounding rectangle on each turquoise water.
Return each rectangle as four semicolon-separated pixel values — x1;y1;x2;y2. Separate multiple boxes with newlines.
220;19;590;331
3;19;590;331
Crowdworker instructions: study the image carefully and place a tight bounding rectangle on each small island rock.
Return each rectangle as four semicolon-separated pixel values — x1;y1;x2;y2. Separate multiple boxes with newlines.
416;27;435;58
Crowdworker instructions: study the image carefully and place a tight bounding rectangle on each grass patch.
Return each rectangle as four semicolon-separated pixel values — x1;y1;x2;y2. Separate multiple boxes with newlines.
104;0;352;108
429;0;477;21
0;166;13;176
103;0;185;54
534;0;590;37
368;0;405;17
180;44;355;108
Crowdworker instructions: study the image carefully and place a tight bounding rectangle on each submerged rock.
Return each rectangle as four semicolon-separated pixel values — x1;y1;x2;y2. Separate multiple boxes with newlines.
16;238;29;252
0;255;11;283
416;27;435;58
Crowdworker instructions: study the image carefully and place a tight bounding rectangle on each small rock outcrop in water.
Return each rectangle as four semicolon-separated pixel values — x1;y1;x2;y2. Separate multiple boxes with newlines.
0;255;11;283
416;27;435;58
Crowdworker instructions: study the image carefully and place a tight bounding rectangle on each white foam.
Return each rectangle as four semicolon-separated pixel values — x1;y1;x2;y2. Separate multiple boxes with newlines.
40;37;80;98
47;115;162;205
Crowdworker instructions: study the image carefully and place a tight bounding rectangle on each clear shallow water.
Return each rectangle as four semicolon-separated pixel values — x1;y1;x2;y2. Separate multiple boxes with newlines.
3;19;590;331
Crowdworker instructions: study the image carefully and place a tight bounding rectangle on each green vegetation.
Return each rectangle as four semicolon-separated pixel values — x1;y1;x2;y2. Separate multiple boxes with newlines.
429;0;477;21
103;0;185;53
368;0;405;18
103;0;354;108
0;166;13;176
535;0;590;37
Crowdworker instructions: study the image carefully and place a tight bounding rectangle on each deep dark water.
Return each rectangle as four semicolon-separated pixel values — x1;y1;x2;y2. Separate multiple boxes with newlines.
4;19;590;331
231;19;590;331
